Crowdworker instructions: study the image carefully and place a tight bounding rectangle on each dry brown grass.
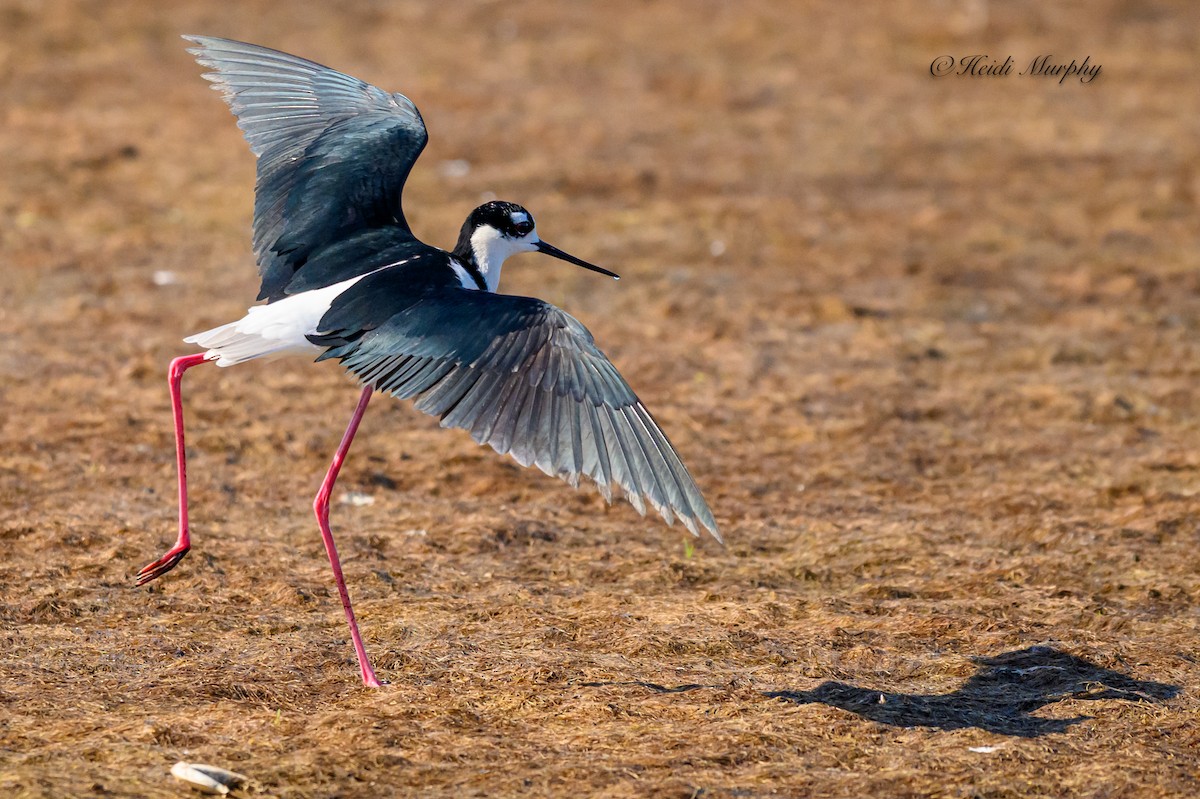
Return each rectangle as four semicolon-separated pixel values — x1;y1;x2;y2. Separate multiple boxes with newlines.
2;0;1199;796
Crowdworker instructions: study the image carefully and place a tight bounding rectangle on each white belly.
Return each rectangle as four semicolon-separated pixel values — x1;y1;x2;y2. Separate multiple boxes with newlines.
185;274;368;367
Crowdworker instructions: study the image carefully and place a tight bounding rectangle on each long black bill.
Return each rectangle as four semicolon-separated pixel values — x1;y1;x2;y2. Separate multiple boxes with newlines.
536;240;620;280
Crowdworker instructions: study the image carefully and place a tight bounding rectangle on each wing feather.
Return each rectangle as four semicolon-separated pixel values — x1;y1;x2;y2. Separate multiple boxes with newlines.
184;36;429;300
312;288;720;540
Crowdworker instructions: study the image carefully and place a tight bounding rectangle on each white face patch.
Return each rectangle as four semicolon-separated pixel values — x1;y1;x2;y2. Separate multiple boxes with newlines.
510;211;530;226
470;223;537;292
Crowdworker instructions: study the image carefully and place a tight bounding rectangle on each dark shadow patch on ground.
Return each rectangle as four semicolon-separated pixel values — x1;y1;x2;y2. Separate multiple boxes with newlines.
584;647;1180;738
766;646;1179;737
579;680;717;694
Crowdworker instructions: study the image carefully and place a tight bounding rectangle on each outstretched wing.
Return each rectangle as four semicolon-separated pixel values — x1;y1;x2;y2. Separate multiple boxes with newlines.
310;285;722;541
184;36;429;301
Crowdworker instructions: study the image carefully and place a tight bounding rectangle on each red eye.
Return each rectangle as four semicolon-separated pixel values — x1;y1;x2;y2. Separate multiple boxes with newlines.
514;220;534;236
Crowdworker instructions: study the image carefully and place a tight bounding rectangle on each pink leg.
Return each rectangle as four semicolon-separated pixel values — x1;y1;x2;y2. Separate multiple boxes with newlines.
137;353;210;586
313;386;381;688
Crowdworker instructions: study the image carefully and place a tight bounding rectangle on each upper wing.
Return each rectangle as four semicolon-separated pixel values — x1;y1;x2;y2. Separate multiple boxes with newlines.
184;36;429;301
310;287;722;541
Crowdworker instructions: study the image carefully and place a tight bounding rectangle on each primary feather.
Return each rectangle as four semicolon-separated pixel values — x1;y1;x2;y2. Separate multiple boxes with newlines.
184;35;429;301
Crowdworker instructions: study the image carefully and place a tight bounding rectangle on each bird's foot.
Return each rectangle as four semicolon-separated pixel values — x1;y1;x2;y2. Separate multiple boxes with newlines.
361;665;384;688
136;545;189;586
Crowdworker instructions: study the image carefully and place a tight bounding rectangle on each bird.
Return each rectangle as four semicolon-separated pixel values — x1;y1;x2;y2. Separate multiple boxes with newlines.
138;35;721;687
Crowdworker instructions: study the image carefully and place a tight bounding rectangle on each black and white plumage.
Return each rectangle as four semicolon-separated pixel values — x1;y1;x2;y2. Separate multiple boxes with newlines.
181;35;720;539
140;37;719;686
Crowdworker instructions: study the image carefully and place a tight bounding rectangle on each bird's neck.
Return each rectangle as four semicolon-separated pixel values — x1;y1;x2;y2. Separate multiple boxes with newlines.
452;225;513;293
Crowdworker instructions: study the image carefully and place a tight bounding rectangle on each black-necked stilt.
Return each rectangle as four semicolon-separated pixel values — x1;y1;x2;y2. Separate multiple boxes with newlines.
139;36;721;687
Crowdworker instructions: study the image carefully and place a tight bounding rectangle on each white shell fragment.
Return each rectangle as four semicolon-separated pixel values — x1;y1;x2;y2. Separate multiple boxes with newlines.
170;762;250;795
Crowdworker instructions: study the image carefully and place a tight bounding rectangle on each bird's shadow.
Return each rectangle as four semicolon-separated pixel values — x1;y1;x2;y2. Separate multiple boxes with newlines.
583;646;1179;738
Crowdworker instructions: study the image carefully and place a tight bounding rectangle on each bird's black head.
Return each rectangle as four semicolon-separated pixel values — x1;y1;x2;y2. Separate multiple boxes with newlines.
469;200;536;238
451;201;619;290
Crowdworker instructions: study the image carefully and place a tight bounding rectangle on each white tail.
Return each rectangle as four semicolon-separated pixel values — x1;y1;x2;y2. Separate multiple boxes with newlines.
184;275;367;367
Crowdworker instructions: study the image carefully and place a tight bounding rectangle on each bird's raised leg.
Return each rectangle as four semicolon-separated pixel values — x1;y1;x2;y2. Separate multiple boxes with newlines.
137;353;211;586
313;385;381;688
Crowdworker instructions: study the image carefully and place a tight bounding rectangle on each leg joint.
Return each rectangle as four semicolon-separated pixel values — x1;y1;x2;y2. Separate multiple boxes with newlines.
169;353;209;381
